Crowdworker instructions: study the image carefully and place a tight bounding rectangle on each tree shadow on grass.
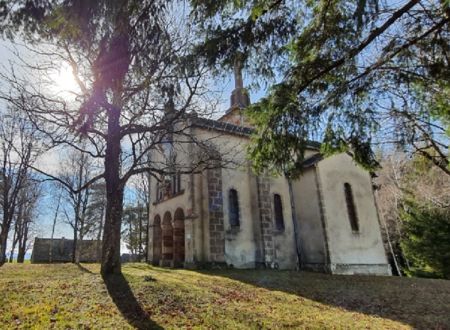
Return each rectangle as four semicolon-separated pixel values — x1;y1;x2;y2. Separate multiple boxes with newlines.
127;264;173;273
191;269;450;329
76;263;95;274
102;273;163;330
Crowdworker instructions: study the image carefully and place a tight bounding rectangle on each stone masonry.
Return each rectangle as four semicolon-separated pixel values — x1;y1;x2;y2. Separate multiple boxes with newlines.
207;167;225;262
257;176;275;265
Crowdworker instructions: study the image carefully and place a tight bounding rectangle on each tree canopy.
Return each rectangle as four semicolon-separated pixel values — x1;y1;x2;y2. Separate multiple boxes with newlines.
191;0;450;177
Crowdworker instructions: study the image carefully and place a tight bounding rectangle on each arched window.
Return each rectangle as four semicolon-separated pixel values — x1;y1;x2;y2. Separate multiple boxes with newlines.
171;172;181;195
344;183;359;232
228;189;240;227
273;194;285;231
156;178;164;201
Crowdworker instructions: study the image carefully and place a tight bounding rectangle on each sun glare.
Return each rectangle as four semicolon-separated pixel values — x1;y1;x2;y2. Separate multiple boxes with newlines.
49;63;80;96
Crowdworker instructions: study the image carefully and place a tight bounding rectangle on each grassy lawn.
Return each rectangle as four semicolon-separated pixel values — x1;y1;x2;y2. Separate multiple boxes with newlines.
0;263;449;329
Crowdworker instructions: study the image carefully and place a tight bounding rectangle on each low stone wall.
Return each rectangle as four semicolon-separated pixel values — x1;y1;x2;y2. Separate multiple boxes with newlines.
31;238;101;263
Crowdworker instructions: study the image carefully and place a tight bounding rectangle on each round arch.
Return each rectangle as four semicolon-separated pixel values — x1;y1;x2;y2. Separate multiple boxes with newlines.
161;211;173;266
152;214;161;226
152;215;162;265
173;208;185;267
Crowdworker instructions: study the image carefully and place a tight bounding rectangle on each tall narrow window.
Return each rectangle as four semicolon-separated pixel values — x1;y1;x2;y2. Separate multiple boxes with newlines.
344;183;359;232
167;155;181;196
229;189;240;227
273;194;285;231
171;172;182;195
156;180;163;201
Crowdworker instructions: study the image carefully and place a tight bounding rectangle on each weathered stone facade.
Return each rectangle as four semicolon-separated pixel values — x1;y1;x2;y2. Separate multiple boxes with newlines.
146;71;391;275
147;135;391;275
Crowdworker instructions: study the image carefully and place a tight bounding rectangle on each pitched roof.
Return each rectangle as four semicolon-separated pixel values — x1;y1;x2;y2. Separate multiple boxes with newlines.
192;117;253;136
301;153;324;168
191;116;322;151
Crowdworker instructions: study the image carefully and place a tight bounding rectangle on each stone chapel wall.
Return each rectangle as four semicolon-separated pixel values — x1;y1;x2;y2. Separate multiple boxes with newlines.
316;153;391;275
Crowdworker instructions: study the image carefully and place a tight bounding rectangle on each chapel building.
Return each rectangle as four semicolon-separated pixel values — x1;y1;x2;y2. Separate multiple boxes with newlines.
146;68;391;275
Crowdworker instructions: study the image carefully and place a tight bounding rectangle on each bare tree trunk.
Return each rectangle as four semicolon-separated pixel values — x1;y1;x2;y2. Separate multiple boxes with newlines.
138;205;143;260
17;224;29;263
72;212;79;263
97;204;105;261
0;117;34;267
128;215;134;256
0;201;14;266
72;149;88;263
377;191;402;276
0;227;9;266
0;192;12;266
9;223;19;263
97;205;105;241
10;200;26;263
72;190;84;263
76;229;83;264
76;187;90;264
76;214;85;263
145;205;150;262
101;101;124;275
102;186;124;274
49;194;61;263
75;214;83;264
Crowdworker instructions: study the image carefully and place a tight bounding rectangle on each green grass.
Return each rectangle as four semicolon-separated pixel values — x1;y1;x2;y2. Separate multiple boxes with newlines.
1;263;449;329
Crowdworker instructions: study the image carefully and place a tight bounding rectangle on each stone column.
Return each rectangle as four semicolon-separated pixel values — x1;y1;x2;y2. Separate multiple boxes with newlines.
257;176;275;265
183;217;195;268
207;167;225;263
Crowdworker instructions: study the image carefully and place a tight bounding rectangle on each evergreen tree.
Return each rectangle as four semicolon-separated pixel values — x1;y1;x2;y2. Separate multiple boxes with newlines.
400;200;450;279
191;0;450;177
377;151;450;278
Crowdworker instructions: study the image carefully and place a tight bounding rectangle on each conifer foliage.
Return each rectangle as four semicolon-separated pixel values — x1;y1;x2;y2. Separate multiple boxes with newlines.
401;200;450;279
191;0;450;177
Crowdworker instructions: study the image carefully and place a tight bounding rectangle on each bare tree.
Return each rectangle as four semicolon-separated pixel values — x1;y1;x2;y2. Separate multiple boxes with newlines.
58;147;96;263
123;203;148;260
16;182;40;263
0;109;40;266
49;189;62;263
123;171;150;260
8;178;40;263
83;181;106;260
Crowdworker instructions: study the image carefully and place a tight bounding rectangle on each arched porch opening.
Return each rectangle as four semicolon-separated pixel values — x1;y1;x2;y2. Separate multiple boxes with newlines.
152;215;162;266
161;211;173;267
173;208;185;267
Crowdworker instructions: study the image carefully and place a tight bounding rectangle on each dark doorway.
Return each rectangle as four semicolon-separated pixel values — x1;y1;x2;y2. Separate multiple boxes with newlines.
152;215;162;266
161;211;173;267
173;208;185;268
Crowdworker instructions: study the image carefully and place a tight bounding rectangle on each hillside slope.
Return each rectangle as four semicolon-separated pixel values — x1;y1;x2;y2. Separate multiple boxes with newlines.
0;263;449;329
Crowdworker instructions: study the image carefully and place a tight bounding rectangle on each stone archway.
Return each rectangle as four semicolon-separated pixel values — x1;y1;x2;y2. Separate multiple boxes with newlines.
173;208;185;268
161;211;173;267
152;215;162;266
